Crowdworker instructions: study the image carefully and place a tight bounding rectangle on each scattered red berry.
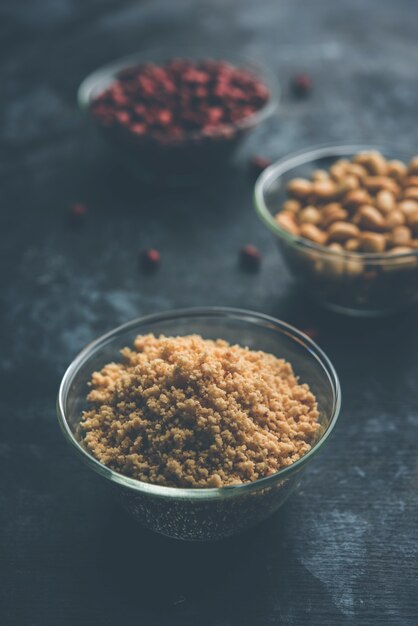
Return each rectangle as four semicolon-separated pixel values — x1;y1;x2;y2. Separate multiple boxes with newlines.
69;202;87;225
141;248;161;271
249;155;271;177
291;73;313;98
240;244;261;271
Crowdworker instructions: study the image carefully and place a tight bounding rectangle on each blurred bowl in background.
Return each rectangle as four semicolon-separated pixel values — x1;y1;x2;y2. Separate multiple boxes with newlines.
78;51;279;186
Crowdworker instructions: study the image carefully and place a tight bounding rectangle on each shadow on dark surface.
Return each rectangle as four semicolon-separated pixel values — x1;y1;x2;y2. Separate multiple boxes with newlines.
78;138;248;219
94;502;291;623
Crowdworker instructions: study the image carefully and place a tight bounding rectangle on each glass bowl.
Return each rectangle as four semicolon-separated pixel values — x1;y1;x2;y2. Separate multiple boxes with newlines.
78;51;279;185
57;307;341;541
255;144;418;317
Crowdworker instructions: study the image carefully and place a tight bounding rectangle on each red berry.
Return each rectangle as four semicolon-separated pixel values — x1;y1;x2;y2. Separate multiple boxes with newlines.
240;244;261;271
141;248;160;271
291;73;313;98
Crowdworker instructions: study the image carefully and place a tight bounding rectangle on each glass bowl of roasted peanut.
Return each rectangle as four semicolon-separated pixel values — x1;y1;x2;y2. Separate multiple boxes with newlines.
255;145;418;316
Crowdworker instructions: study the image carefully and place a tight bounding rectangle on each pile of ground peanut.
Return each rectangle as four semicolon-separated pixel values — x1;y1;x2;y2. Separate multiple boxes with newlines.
80;334;320;488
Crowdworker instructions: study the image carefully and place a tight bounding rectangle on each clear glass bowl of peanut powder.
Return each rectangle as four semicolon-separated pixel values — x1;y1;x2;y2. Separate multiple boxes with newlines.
255;145;418;316
57;308;340;541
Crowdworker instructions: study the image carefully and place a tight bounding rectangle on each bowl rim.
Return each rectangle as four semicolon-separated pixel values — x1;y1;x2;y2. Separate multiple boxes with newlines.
254;143;418;262
77;50;280;141
57;307;341;501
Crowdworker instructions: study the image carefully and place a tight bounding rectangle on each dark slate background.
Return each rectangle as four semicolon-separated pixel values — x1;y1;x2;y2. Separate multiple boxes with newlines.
1;0;418;624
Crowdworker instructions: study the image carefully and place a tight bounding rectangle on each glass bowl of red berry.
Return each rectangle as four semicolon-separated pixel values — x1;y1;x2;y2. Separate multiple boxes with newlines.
78;51;279;184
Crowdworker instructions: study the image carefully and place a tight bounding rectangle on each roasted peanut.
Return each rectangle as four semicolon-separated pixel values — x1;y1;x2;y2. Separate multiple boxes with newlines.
389;225;412;247
346;163;368;180
398;199;418;218
275;211;299;235
345;238;361;252
375;189;396;214
354;151;387;175
299;206;321;225
328;242;344;252
403;187;418;201
329;164;345;181
299;223;327;245
403;176;418;188
361;232;386;253
287;178;312;198
387;159;407;182
343;188;372;209
328;221;360;242
329;160;349;180
321;204;348;228
358;205;386;231
385;210;405;229
312;169;330;181
408;156;418;175
282;199;301;214
336;175;359;195
388;246;413;255
363;176;399;195
312;179;338;199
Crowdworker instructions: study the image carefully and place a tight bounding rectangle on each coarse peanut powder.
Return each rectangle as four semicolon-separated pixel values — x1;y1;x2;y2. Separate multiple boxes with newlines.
80;334;320;488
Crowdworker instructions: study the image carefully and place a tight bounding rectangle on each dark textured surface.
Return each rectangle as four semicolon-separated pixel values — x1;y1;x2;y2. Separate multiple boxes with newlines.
1;0;418;624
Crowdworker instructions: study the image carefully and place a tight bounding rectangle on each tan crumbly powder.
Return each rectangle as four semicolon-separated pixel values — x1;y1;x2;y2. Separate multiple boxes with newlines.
80;334;321;488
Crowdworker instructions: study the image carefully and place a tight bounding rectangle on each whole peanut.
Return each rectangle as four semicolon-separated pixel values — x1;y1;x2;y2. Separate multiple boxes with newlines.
376;190;396;214
346;163;368;180
282;199;301;214
328;221;360;242
385;210;405;229
403;187;418;201
275;211;299;235
345;238;361;252
328;242;344;252
299;223;327;244
408;156;418;174
321;204;348;228
389;225;412;247
337;175;359;195
330;160;349;180
403;176;418;188
287;178;312;198
312;179;338;199
398;200;418;218
354;151;387;175
363;176;399;195
358;205;386;231
343;188;372;209
388;246;413;254
299;206;321;225
312;169;329;181
387;159;407;182
361;232;386;253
